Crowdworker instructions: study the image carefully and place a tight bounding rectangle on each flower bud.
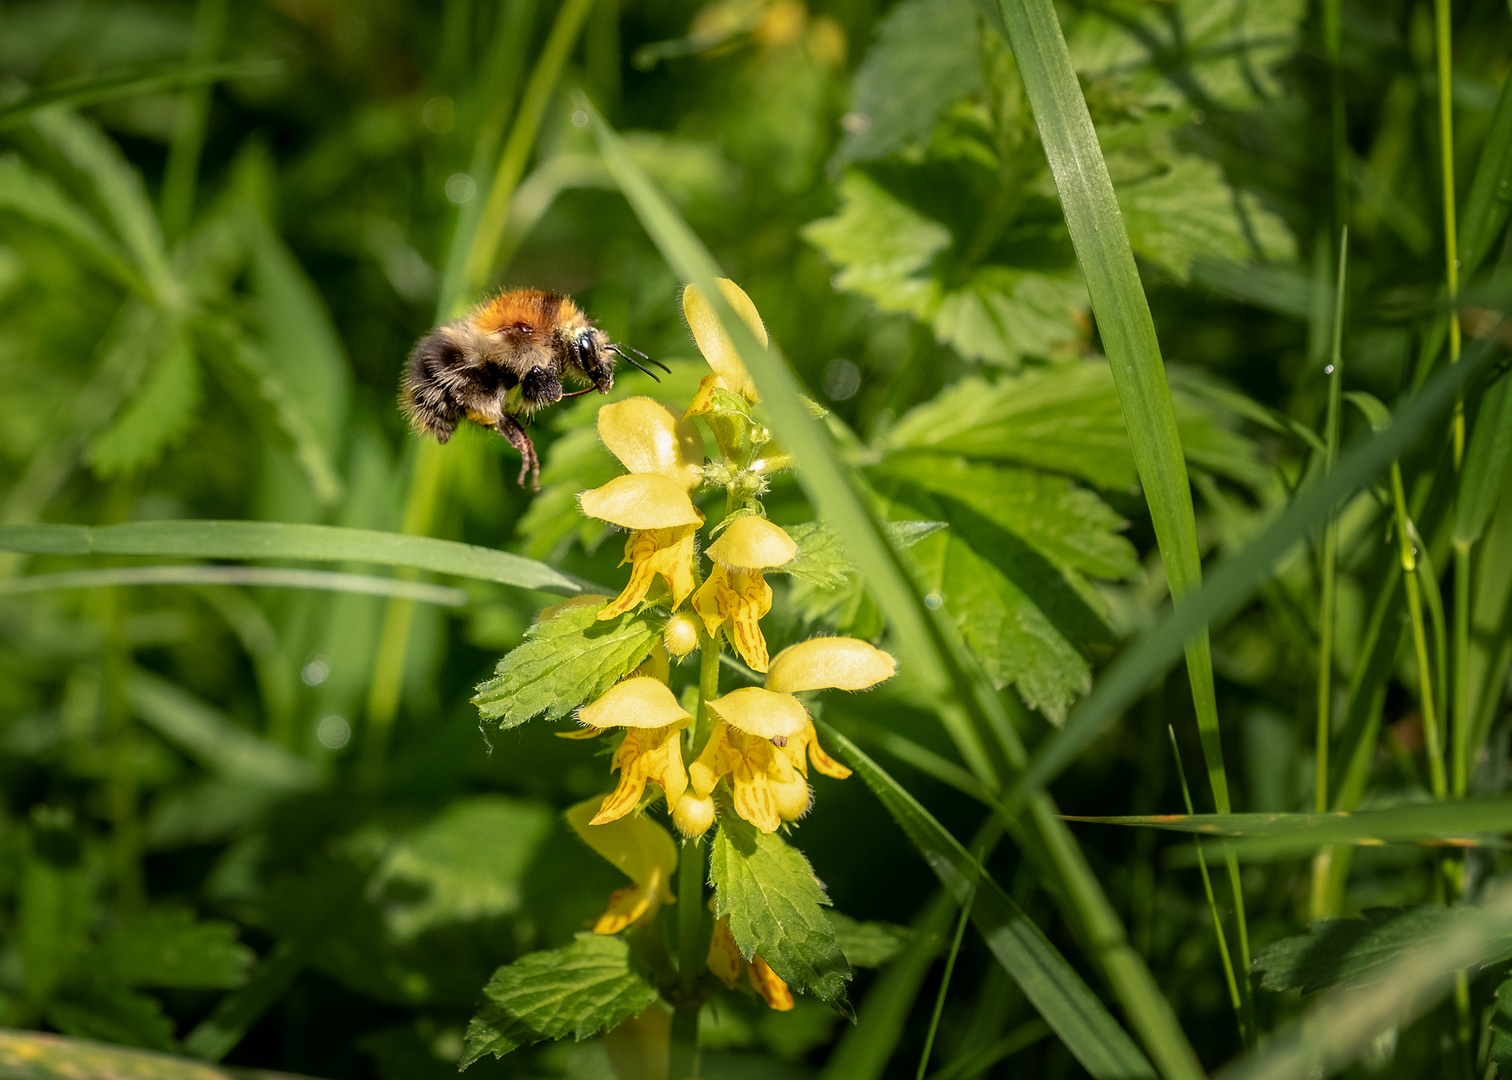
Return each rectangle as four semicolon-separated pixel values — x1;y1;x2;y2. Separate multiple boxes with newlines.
673;792;716;837
772;774;812;822
663;612;700;658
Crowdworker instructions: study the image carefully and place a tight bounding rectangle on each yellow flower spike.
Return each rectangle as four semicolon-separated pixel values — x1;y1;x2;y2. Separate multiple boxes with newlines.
682;279;766;401
577;678;693;825
597;397;705;492
765;637;897;694
566;799;678;935
705;687;810;739
684;373;726;419
690;517;796;671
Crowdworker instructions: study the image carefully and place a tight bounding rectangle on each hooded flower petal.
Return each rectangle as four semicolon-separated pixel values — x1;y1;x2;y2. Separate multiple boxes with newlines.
706;516;797;571
690;564;772;670
682;279;766;401
580;473;703;530
566;799;677;934
579;676;691;730
597;397;705;492
765;637;896;694
705;687;809;739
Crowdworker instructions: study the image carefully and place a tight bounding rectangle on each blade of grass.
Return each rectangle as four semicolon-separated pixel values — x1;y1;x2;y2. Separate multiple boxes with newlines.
160;0;229;244
917;884;975;1080
0;521;579;592
825;725;1157;1080
0;61;277;131
583;99;1205;1080
988;0;1251;1005
1459;69;1512;279
926;1019;1051;1080
0;564;467;605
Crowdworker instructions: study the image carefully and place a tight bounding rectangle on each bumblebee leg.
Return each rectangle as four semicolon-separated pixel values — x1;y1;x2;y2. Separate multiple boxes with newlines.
496;415;540;491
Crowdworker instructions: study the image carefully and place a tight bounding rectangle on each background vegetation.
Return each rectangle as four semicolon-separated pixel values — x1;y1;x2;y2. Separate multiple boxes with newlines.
1;0;1510;1077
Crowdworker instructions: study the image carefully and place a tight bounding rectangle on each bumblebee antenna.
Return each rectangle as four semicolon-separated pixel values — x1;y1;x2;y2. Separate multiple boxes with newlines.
608;344;670;380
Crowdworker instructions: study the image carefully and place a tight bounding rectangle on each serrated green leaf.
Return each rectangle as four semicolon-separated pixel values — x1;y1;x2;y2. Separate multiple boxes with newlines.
1253;906;1512;994
45;986;177;1053
834;0;984;165
710;813;851;1013
88;337;200;478
826;912;910;969
473;602;661;728
461;933;659;1066
90;910;253;990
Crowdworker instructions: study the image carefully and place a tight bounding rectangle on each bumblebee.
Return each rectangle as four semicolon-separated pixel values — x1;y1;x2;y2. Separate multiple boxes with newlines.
401;288;665;488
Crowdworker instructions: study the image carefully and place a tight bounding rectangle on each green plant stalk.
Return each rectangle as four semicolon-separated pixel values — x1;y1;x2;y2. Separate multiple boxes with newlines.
1452;542;1471;794
1391;463;1447;799
1311;231;1347;921
461;0;598;296
586;102;1204;1080
1324;0;1347;236
161;0;228;243
989;0;1251;999
1168;726;1242;1032
917;890;974;1080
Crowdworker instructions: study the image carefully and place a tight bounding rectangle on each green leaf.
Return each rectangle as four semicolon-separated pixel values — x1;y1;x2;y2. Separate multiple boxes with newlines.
19;836;93;1004
87;337;201;478
781;519;947;590
1254;906;1512;994
90;910;253;990
461;933;659;1066
0;156;140;289
1459;68;1512;278
834;0;984;165
44;986;177;1053
825;912;910;969
709;813;852;1013
1455;375;1512;545
473;602;661;728
371;796;554;941
0;520;579;593
0;1029;326;1080
823;726;1156;1080
1490;975;1512;1068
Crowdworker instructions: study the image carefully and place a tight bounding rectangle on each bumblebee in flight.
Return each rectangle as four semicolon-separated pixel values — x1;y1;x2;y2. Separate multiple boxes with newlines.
401;288;665;488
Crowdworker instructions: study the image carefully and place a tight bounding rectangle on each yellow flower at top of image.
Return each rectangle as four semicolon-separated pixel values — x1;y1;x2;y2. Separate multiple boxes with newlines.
566;798;678;936
707;914;793;1011
596;396;705;493
690;515;797;672
579;474;704;621
682;278;766;411
688;638;895;832
579;677;693;825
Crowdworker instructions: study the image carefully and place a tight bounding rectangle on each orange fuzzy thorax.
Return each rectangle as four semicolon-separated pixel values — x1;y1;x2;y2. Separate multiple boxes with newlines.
470;289;588;336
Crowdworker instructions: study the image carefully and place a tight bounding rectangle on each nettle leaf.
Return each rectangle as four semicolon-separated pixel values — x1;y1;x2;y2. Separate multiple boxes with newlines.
781;519;946;589
803;172;1085;368
45;984;177;1052
835;0;984;165
88;337;201;478
89;909;253;989
826;912;910;968
461;933;659;1067
710;813;852;1013
474;602;661;729
1254;906;1512;994
885;362;1264;489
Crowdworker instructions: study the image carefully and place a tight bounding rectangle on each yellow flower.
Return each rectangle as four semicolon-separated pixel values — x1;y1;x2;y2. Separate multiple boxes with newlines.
690;516;796;671
682;279;766;403
707;915;794;1011
580;474;704;620
566;799;677;935
580;677;693;825
597;397;705;492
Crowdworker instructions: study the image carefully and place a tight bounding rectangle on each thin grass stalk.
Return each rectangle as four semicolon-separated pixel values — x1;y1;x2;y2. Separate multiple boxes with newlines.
1168;726;1242;1038
987;0;1252;1008
1390;463;1447;799
161;0;228;244
1311;231;1347;921
917;888;975;1080
1324;0;1346;237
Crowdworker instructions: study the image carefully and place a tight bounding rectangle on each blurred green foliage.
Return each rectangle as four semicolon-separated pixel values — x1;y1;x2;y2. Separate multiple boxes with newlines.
1;0;1511;1077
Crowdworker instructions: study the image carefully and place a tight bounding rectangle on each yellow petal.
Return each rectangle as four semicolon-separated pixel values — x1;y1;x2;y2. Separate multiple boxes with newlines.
579;474;703;530
748;956;794;1010
691;566;773;671
689;720;739;797
782;720;852;780
707;916;745;988
592;884;652;934
566;798;678;900
682;279;765;401
684;373;727;419
771;771;811;821
599;526;699;620
706;687;809;739
706;516;797;570
765;637;897;693
579;676;692;730
597;397;705;491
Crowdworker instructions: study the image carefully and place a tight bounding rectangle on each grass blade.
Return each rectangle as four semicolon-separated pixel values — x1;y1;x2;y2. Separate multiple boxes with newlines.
825;726;1157;1079
0;521;580;593
0;61;277;131
0;564;467;605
